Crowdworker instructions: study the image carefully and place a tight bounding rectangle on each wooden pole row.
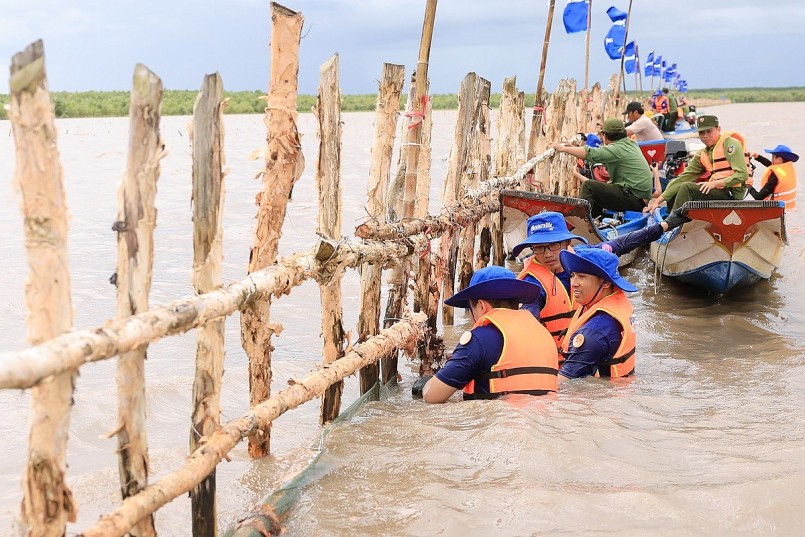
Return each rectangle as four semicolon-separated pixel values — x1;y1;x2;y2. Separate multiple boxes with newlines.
79;312;428;537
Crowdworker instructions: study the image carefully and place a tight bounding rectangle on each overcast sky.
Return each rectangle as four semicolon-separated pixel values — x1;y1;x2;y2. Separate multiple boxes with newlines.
1;0;804;96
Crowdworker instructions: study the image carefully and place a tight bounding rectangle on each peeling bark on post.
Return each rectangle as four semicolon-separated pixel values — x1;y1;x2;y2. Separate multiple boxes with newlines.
10;39;78;537
240;2;304;458
79;313;428;537
357;63;404;395
113;62;163;537
190;72;226;537
543;80;580;196
492;77;525;263
315;55;346;424
473;86;492;271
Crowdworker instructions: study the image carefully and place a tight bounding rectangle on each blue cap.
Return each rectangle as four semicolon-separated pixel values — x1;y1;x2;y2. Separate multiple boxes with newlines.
559;248;638;292
764;144;799;163
585;133;602;148
511;212;587;257
444;266;542;310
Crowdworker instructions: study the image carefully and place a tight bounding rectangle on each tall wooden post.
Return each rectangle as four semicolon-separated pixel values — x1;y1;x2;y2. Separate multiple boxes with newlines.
357;63;405;396
241;3;304;458
614;0;634;110
584;0;593;91
316;55;346;423
190;72;226;537
526;0;556;160
113;62;163;537
474;88;493;271
10;39;77;537
382;0;437;384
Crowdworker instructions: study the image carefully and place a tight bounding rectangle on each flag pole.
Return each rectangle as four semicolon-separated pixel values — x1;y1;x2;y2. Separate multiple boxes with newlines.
613;0;634;108
527;0;556;160
584;0;593;91
635;42;642;99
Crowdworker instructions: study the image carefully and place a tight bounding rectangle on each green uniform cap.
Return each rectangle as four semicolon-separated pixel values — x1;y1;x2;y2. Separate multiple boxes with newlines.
696;114;719;132
601;118;626;135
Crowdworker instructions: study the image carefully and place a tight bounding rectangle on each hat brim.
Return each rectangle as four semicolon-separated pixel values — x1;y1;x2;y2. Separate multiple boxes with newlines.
444;278;542;309
559;250;638;292
764;148;799;162
511;231;588;258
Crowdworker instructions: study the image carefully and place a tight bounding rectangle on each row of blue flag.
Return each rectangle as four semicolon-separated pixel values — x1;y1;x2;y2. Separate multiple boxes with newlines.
562;0;688;90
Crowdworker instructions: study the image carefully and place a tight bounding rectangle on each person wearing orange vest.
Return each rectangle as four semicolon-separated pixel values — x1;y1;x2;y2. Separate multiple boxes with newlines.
747;144;798;209
417;266;559;403
645;114;749;212
558;248;638;380
511;212;588;348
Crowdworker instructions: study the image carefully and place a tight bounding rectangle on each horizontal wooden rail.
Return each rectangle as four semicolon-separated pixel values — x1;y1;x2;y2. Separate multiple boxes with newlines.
79;311;427;537
355;148;554;240
0;238;421;390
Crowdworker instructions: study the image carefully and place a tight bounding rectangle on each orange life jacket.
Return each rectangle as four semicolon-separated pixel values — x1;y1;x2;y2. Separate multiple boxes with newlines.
759;161;797;209
462;308;559;399
652;95;669;114
698;131;750;185
517;257;576;351
560;290;636;378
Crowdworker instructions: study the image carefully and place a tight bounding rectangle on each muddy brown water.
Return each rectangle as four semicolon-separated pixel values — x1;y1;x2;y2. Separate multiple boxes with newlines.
1;102;804;536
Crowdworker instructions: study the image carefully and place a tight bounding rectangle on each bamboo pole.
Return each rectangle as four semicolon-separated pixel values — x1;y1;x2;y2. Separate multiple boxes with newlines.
315;54;346;424
0;238;417;390
584;0;593;91
357;63;405;396
9;39;77;537
613;0;634;111
240;2;304;458
382;0;437;384
189;72;226;537
80;313;428;537
526;0;556;160
492;76;525;264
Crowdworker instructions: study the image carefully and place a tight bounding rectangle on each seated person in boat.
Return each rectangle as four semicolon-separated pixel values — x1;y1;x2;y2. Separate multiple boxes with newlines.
419;266;559;403
646;114;749;212
512;210;689;355
747;144;798;208
549;119;653;218
623;101;664;143
558;248;639;380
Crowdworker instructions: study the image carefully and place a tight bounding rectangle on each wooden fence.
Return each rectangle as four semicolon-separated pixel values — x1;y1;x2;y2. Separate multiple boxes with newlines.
0;3;621;536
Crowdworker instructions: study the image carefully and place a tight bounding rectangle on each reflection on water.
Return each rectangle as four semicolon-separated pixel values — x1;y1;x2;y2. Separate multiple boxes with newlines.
0;104;804;535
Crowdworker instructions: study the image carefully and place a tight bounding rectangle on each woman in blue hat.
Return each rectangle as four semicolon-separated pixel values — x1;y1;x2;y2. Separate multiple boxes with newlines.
557;248;638;380
419;266;559;404
747;144;798;208
512;211;688;352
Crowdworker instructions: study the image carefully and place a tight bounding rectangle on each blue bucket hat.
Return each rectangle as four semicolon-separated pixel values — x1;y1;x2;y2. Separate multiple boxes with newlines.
559;248;638;292
444;266;542;309
764;144;799;163
585;133;602;148
511;212;588;258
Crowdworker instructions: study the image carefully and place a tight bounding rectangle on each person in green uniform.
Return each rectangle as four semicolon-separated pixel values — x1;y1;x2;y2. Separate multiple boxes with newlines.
662;87;679;132
550;118;653;218
646;114;748;212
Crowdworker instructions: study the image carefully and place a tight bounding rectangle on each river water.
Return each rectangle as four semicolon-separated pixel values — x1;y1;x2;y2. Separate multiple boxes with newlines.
0;102;803;536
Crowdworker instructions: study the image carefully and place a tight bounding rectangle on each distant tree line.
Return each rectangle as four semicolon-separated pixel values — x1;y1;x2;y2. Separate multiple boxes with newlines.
1;87;803;120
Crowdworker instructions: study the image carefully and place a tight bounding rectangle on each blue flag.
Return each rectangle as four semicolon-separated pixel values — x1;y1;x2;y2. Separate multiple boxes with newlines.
653;55;663;76
624;41;637;74
644;51;654;76
603;7;628;60
563;0;589;34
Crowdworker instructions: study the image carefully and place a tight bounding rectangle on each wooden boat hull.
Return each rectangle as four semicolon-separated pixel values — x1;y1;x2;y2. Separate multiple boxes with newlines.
649;200;787;294
500;190;649;266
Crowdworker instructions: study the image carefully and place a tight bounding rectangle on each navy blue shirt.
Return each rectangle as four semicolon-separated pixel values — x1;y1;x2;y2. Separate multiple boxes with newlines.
435;325;504;396
559;312;623;379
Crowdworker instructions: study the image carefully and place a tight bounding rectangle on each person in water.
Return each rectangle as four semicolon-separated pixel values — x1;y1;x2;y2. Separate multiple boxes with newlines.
646;114;749;212
512;210;689;352
748;144;798;208
558;248;639;380
418;266;559;403
550;118;653;218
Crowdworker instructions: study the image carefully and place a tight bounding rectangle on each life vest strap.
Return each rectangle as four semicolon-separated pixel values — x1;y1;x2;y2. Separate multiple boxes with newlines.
464;388;556;400
541;310;576;323
480;366;559;380
604;347;635;366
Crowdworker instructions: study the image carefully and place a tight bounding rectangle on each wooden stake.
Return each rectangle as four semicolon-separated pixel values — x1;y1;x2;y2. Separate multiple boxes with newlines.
190;72;226;537
584;0;593;91
315;54;346;424
241;2;304;458
10;39;78;537
614;0;634;110
357;63;405;395
526;0;556;160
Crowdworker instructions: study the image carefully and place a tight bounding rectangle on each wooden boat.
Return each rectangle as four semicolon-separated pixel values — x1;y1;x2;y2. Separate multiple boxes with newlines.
649;200;787;294
500;190;649;266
